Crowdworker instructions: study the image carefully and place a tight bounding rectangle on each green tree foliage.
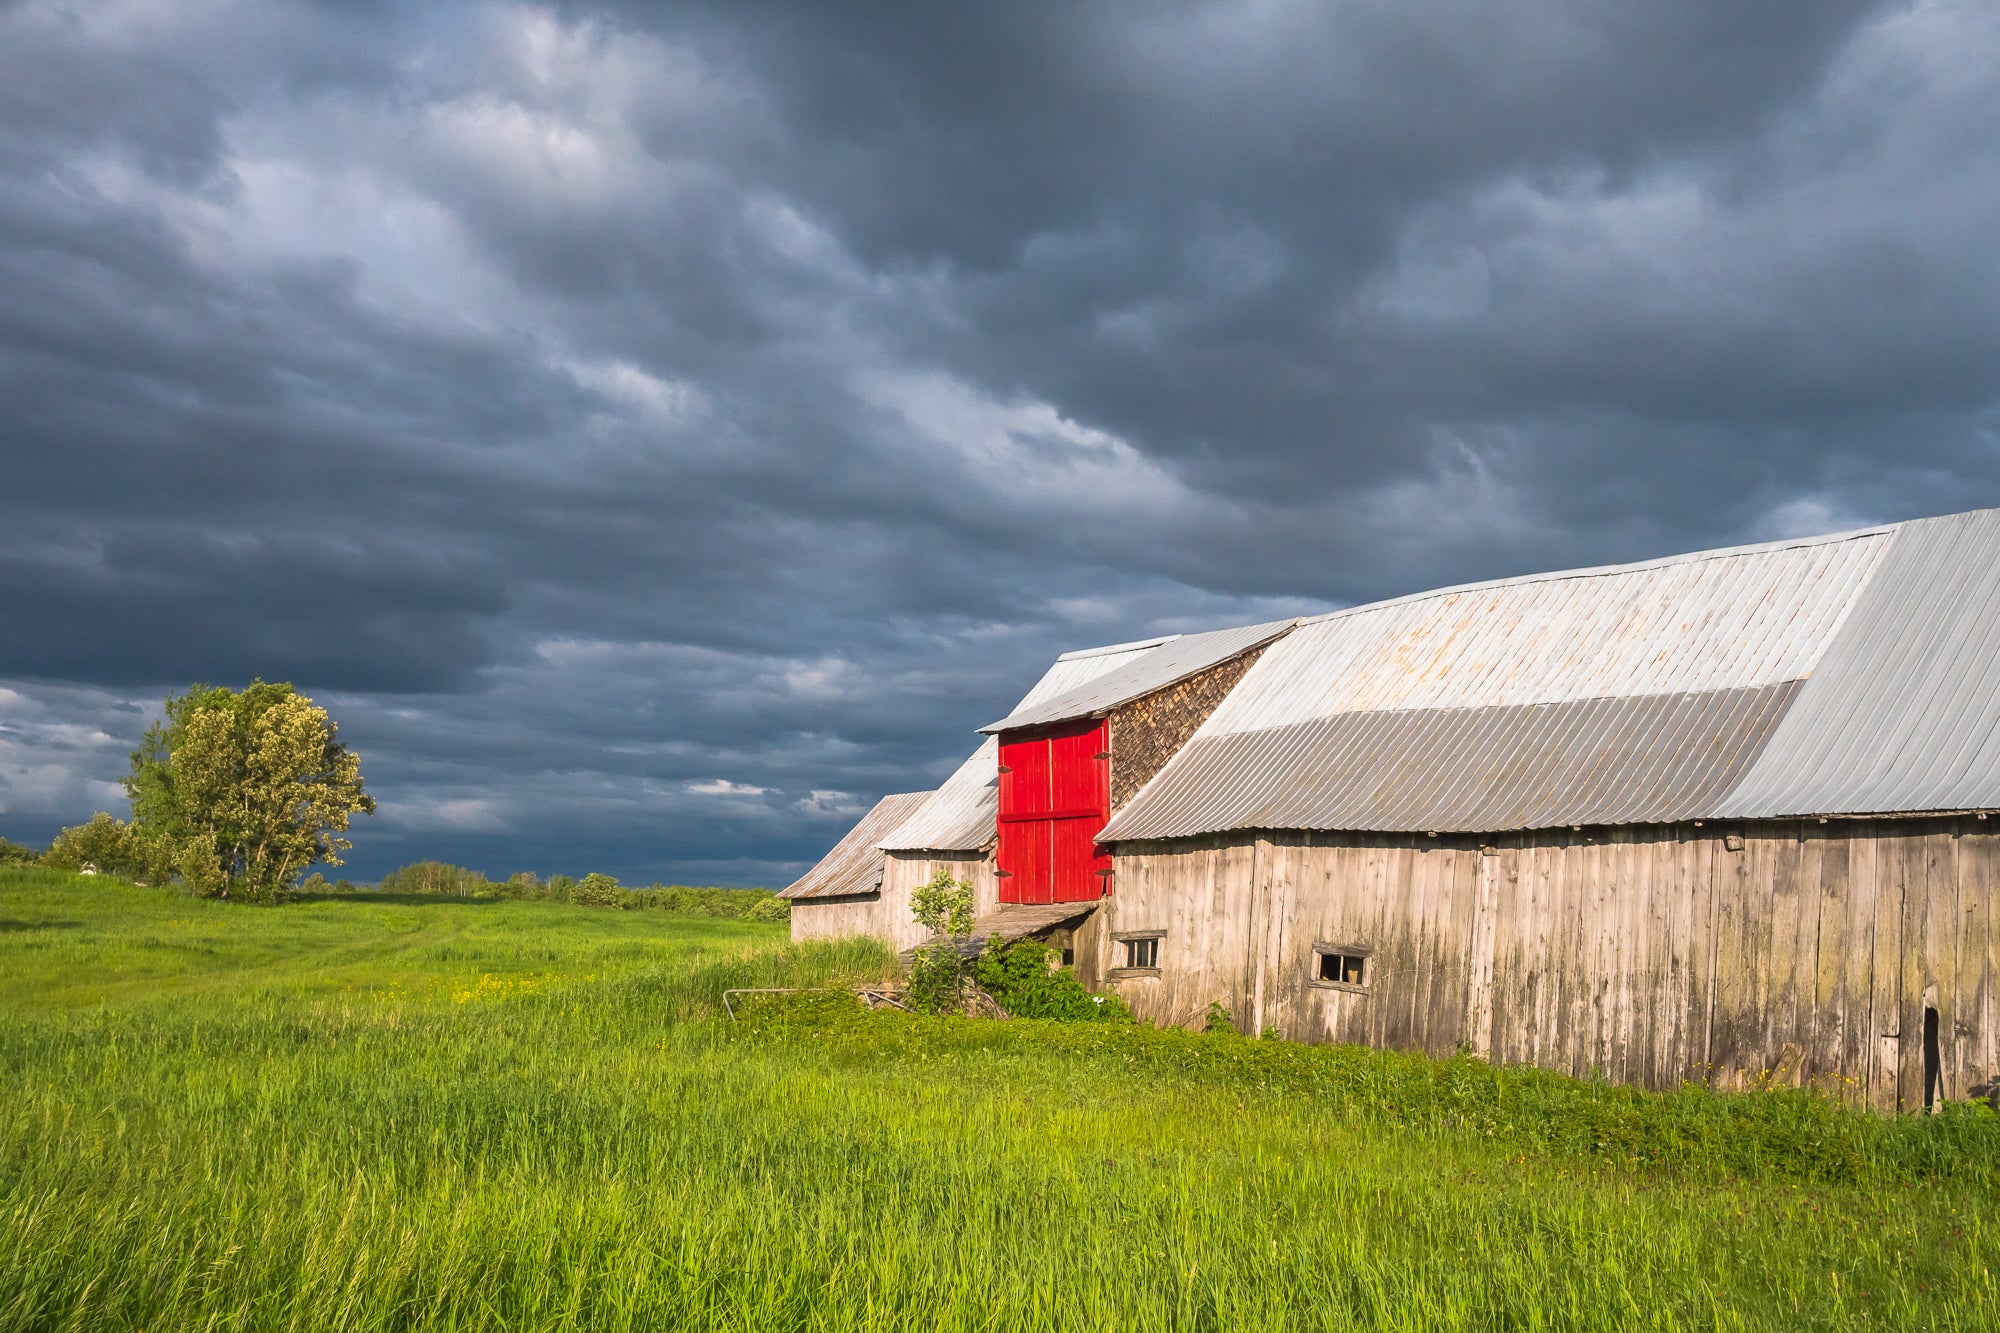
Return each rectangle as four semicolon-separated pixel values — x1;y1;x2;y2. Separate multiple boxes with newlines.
974;938;1132;1022
743;895;790;922
377;861;492;897
0;836;41;867
357;863;789;918
124;681;375;902
907;868;977;1014
569;872;624;907
621;884;789;917
41;813;158;880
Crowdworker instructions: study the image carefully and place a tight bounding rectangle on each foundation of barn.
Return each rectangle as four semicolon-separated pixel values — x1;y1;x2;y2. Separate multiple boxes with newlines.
1074;816;2000;1114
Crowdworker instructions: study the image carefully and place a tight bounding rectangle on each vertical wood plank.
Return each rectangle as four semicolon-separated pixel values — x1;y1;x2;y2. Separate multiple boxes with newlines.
1464;844;1501;1059
1671;827;1710;1088
1528;840;1560;1072
1556;840;1591;1078
1809;830;1858;1096
1765;822;1809;1084
1400;839;1433;1053
1871;825;1914;1113
1925;824;1961;1100
1482;835;1525;1067
1961;827;1999;1105
1637;829;1671;1089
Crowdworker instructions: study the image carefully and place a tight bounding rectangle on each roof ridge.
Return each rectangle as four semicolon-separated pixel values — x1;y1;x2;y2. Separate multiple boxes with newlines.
1298;520;1903;630
1056;635;1178;661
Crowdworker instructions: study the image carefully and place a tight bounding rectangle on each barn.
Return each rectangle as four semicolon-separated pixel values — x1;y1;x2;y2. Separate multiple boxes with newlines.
782;508;2000;1112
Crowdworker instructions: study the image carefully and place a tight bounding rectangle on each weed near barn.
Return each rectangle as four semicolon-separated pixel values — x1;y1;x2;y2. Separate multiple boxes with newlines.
1;866;1995;1331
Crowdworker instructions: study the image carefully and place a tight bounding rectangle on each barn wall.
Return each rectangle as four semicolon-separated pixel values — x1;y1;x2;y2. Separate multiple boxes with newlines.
1108;647;1269;811
1085;819;2000;1112
790;850;998;950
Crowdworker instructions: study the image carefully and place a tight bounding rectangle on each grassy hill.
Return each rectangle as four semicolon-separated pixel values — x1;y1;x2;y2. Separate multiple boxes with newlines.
1;866;1995;1331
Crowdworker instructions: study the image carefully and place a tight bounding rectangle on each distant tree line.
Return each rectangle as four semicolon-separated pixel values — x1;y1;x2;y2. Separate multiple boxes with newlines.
5;679;787;920
300;860;790;921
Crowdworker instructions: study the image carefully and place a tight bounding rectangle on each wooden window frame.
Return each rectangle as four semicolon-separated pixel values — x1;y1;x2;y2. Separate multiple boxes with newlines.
1109;929;1166;978
1309;941;1372;994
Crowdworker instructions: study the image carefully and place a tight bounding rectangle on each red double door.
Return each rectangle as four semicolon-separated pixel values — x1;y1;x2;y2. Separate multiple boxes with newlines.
996;718;1112;904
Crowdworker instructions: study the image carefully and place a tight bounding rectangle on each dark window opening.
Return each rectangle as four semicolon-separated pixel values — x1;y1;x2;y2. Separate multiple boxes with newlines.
1060;948;1075;967
1317;951;1367;986
1122;936;1159;969
1923;1006;1941;1110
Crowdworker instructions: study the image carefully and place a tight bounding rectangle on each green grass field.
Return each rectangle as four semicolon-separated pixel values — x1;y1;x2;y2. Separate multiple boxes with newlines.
2;866;1996;1331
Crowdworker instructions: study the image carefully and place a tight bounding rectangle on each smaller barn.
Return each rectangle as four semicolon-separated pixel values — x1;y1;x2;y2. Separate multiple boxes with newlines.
780;791;932;949
778;630;1283;948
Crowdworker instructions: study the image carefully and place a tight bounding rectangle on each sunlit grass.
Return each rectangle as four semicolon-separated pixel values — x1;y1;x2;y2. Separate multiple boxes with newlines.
2;867;1995;1331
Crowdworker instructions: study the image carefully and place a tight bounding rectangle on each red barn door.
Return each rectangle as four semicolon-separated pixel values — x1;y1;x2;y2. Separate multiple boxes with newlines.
996;718;1112;904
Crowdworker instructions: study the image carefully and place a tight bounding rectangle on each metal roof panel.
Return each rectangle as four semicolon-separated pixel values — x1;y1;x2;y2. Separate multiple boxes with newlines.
780;791;934;899
1100;684;1798;839
979;618;1298;732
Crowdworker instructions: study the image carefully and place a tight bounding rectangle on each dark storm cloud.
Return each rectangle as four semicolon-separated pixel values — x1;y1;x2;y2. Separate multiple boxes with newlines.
3;0;1998;883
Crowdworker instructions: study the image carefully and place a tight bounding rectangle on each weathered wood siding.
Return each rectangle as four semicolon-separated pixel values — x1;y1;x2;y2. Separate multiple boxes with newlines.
790;850;997;950
1085;819;2000;1111
1108;647;1268;811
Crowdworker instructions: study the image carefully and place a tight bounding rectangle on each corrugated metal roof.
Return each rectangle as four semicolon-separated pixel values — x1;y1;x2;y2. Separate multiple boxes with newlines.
1099;683;1798;839
1719;509;2000;817
978;619;1300;732
879;638;1165;850
850;507;2000;851
1203;528;1891;732
875;738;1000;851
781;791;933;899
1103;519;1942;838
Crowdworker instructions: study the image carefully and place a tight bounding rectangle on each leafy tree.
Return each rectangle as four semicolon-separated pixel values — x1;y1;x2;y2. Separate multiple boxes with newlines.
570;872;624;907
41;813;157;880
907;868;977;1014
378;861;491;897
0;836;41;867
125;681;374;902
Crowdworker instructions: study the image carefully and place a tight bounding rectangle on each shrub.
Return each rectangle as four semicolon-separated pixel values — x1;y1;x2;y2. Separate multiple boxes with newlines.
42;813;160;881
907;869;976;1014
622;885;788;917
0;836;41;867
974;938;1132;1022
545;874;576;903
744;895;791;922
571;872;625;907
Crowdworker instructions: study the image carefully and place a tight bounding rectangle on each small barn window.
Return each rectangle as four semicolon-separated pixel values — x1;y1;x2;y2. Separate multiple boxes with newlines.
1311;943;1371;992
1109;932;1164;976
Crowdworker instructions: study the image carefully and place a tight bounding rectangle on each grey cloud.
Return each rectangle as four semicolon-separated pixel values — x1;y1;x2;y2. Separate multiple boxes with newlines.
3;0;1997;883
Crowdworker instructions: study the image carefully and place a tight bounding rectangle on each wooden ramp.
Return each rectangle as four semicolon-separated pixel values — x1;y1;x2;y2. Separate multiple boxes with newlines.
904;901;1102;962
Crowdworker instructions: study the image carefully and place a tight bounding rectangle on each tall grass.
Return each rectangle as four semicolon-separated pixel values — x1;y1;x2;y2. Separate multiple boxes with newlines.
1;868;1994;1331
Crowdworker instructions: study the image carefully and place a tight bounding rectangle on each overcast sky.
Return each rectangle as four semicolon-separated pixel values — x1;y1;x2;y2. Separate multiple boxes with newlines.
3;0;1998;885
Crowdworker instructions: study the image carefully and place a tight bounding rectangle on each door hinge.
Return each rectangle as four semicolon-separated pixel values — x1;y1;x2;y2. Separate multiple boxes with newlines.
997;765;1012;774
1093;752;1110;760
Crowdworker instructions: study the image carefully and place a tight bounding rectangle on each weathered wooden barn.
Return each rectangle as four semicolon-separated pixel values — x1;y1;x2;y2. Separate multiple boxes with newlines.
782;509;2000;1112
